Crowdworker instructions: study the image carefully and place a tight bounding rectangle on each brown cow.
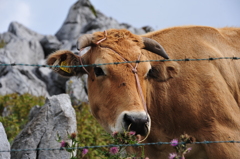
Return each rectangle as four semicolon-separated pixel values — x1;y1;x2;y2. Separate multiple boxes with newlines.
47;26;240;158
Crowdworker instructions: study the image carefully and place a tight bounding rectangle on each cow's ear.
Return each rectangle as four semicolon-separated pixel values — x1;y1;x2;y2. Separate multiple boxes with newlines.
47;50;85;77
148;61;180;82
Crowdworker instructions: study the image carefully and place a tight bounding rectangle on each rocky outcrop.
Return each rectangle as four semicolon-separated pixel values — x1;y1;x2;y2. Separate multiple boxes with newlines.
32;63;68;96
55;0;96;42
0;31;44;64
66;76;88;106
0;67;49;96
56;0;145;42
0;122;11;159
11;94;76;159
0;23;47;96
40;35;62;57
8;22;45;41
0;50;48;96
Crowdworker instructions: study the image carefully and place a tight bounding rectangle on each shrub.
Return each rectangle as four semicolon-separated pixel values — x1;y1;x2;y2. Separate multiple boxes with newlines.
0;93;45;143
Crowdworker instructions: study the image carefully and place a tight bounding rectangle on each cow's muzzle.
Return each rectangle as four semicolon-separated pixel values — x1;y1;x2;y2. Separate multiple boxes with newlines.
123;113;150;137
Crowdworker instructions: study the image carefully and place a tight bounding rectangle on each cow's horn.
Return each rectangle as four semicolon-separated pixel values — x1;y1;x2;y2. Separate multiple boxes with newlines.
142;37;169;59
77;34;93;50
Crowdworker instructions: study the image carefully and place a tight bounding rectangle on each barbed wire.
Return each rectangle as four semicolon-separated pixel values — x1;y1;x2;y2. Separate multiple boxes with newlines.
1;140;240;152
0;57;240;68
0;56;240;153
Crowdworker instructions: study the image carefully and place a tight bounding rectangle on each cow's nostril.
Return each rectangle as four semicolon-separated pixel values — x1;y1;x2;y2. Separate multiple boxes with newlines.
124;114;134;124
124;114;148;124
123;113;149;136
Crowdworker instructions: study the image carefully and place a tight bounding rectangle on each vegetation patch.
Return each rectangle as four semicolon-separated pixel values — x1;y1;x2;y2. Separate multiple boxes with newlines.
0;93;45;143
0;40;6;48
73;103;112;158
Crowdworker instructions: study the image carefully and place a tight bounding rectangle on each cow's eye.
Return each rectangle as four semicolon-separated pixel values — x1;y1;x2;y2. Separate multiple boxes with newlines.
94;67;105;77
147;68;157;79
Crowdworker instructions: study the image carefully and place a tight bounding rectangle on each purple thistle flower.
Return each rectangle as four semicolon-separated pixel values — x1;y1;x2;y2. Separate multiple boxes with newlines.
82;148;88;156
169;153;177;159
109;147;119;155
60;140;67;147
170;139;179;146
183;147;192;156
186;147;192;152
129;131;136;136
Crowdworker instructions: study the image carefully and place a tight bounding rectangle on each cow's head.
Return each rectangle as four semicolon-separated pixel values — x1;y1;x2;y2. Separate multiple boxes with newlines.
47;29;169;140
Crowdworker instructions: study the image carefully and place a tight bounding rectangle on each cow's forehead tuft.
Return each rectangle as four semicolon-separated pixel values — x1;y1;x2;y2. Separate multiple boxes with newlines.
92;29;144;48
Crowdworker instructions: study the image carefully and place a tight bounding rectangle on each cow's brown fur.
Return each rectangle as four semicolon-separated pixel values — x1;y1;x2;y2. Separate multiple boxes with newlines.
47;26;240;159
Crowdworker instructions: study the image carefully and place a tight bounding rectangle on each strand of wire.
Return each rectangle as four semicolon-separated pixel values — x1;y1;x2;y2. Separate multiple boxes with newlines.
0;56;239;152
1;57;240;68
1;140;240;152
